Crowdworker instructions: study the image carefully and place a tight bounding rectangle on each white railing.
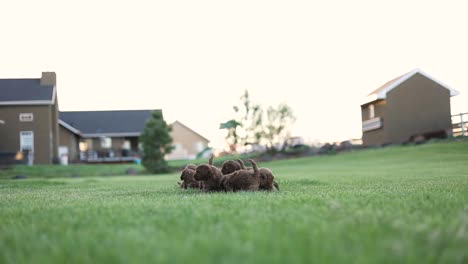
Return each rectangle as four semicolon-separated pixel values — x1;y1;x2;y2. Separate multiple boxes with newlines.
362;117;382;132
452;112;468;137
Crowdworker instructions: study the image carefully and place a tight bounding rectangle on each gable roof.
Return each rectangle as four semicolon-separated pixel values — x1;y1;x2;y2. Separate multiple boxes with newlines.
59;110;157;137
362;69;460;105
171;120;210;143
0;79;55;105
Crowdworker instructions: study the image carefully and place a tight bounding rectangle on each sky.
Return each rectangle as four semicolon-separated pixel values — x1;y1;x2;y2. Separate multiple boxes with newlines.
1;0;467;149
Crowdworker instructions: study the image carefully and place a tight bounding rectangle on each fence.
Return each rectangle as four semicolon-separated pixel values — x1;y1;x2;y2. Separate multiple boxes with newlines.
452;112;468;137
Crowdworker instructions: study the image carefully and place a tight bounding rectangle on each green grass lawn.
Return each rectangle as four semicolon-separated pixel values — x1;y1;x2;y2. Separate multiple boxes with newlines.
0;153;259;179
1;141;467;263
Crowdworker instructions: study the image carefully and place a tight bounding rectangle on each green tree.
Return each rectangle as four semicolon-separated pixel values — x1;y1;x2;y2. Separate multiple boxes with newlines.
220;90;296;153
220;90;263;152
261;103;296;153
139;110;174;173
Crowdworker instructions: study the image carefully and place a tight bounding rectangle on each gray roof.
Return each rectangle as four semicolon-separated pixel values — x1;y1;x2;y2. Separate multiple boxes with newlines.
59;110;157;137
0;79;55;104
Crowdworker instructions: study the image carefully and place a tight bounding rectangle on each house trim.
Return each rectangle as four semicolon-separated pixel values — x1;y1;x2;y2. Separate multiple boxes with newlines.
81;132;142;138
0;100;54;106
362;117;382;132
58;120;82;135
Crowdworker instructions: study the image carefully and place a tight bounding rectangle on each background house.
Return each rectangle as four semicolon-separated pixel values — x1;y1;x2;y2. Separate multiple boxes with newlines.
59;110;154;163
166;120;210;160
0;72;60;164
1;72;211;165
361;69;459;146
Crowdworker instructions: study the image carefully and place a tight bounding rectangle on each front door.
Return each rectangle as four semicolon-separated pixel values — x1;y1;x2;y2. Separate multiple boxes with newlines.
20;131;34;165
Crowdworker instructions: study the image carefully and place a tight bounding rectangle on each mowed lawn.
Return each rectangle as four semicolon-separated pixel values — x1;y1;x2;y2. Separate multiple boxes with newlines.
1;141;467;264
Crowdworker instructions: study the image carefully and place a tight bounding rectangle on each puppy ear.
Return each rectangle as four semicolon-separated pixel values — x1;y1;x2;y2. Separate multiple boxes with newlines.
194;164;210;180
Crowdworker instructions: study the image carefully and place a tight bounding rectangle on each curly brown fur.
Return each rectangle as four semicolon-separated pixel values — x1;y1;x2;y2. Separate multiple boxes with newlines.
236;159;246;169
221;159;261;192
221;160;243;175
179;168;200;189
193;160;223;192
184;164;197;171
236;159;278;191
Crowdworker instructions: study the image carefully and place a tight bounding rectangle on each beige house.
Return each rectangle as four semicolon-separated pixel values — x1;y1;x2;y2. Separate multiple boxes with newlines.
361;69;459;146
167;121;210;160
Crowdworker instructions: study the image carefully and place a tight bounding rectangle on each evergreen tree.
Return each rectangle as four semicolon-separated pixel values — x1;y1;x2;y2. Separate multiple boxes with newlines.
139;110;174;173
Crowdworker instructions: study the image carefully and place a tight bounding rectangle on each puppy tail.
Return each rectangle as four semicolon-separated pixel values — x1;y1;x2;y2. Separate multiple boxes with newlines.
208;154;214;165
220;176;226;191
236;159;246;169
248;159;259;177
273;181;280;191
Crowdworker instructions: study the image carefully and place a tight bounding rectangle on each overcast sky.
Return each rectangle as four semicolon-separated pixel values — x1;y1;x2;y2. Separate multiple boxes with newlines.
1;0;467;148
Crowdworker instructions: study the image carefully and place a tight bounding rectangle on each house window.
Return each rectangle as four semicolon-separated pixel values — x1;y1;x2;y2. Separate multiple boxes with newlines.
79;142;88;152
194;142;204;152
369;104;375;119
20;131;34;151
19;113;34;122
100;137;112;148
122;140;131;150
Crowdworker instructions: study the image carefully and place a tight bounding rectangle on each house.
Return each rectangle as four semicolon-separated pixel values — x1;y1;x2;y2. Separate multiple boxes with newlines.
59;110;154;163
167;121;210;160
361;69;459;146
0;72;60;164
0;72;210;164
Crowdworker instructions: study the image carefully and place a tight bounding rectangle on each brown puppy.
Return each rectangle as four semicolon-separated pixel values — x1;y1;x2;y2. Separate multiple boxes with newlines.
179;165;200;189
221;159;261;192
184;164;197;171
221;159;243;175
193;157;223;192
236;159;279;191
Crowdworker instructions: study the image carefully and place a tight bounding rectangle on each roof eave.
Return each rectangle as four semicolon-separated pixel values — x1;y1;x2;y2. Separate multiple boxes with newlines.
58;119;82;135
361;94;384;106
362;68;460;105
0;100;54;106
81;132;142;138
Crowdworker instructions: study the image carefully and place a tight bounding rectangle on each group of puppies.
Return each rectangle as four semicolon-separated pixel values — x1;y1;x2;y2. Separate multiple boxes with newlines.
178;155;279;192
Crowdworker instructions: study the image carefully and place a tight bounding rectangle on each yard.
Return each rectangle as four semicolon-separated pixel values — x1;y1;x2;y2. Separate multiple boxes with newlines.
0;140;467;263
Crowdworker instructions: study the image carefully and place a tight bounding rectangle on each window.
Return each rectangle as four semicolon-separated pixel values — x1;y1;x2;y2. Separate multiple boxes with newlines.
20;131;34;151
79;142;88;152
194;142;204;152
100;137;112;148
19;113;34;122
122;140;131;150
369;104;375;119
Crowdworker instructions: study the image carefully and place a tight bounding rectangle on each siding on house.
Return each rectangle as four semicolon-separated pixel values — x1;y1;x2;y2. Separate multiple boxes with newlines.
361;100;386;145
59;125;80;162
361;70;455;146
384;73;452;144
167;121;210;160
0;105;57;164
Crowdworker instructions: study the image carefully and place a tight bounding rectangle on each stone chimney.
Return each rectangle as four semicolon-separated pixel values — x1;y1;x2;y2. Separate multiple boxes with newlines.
40;72;56;86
